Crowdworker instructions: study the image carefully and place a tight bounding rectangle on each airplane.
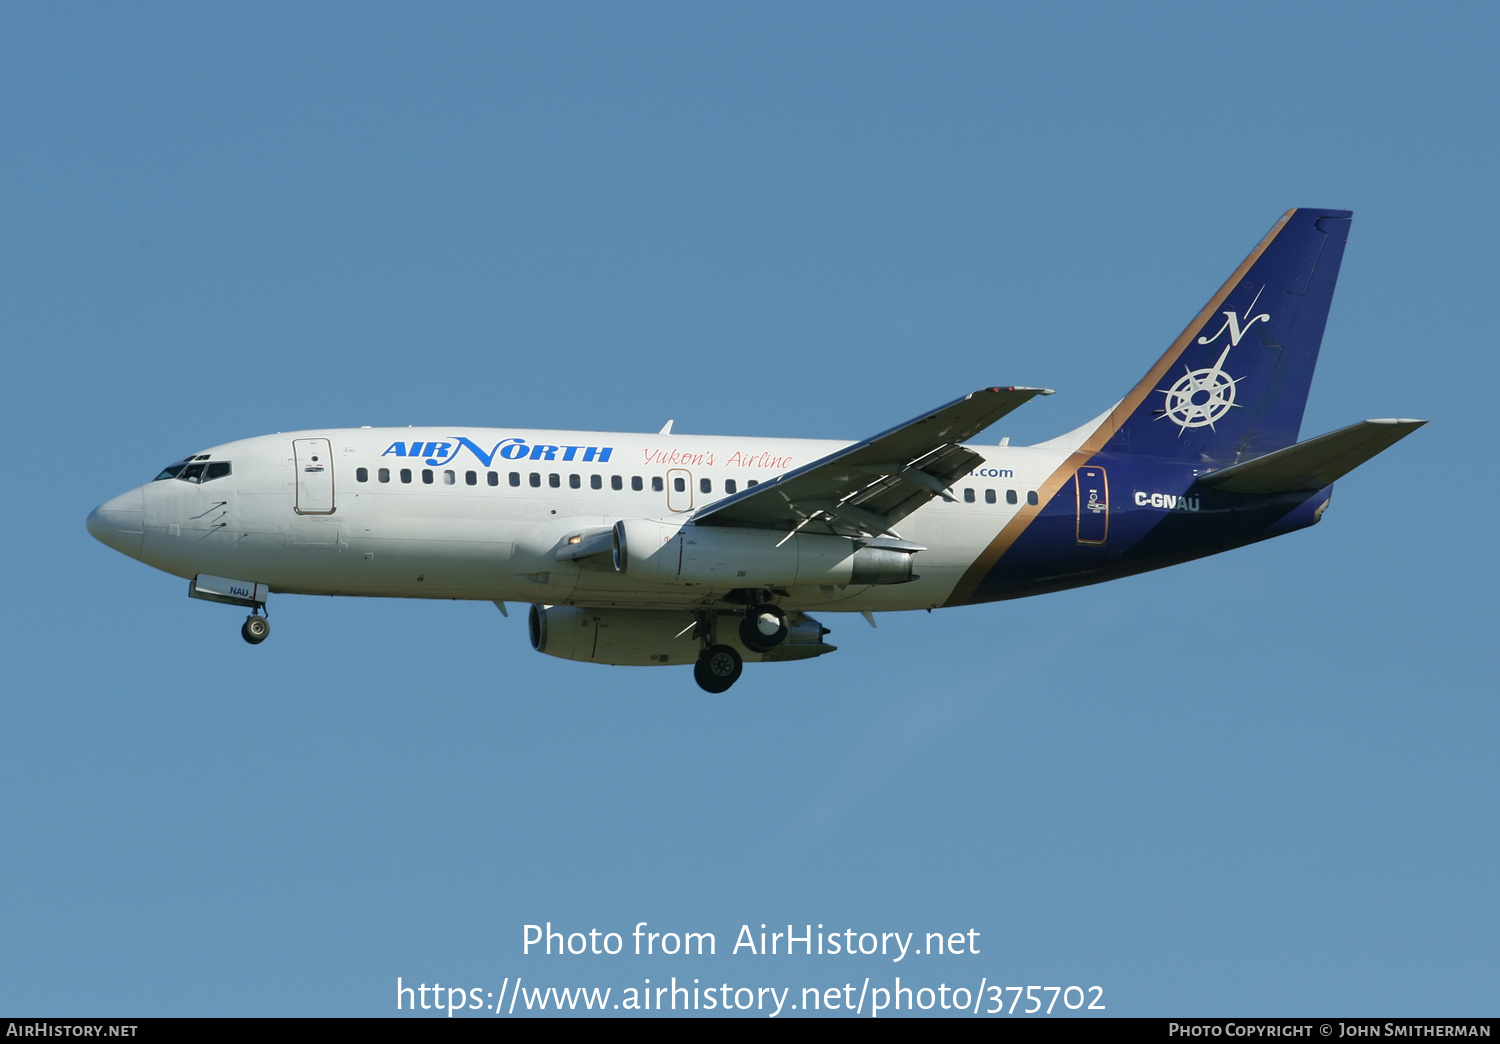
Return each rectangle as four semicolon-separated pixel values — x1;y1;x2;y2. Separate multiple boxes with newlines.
86;208;1423;693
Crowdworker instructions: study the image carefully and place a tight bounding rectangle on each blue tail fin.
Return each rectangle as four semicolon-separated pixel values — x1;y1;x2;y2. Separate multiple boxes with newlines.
1100;208;1352;464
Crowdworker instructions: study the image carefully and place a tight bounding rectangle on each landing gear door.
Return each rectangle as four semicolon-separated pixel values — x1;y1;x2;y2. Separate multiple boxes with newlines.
293;438;336;515
1075;465;1108;544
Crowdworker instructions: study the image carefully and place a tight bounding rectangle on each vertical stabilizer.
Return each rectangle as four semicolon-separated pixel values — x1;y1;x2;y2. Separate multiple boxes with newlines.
1097;208;1352;464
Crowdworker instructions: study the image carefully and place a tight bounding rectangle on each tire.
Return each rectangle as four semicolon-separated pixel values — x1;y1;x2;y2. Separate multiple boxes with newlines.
738;604;788;653
241;616;270;645
693;644;743;693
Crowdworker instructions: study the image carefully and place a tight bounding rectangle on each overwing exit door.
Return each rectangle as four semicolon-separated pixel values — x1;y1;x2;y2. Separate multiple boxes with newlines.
293;438;336;514
666;469;693;512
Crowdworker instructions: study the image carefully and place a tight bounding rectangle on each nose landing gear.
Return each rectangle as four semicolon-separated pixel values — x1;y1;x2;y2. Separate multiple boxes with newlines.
189;575;273;646
241;613;270;645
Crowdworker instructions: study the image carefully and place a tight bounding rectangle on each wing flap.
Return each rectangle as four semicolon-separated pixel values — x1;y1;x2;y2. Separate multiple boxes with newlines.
1197;419;1426;494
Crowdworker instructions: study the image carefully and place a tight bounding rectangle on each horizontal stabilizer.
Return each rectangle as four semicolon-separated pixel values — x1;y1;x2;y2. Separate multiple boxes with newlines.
1197;419;1426;494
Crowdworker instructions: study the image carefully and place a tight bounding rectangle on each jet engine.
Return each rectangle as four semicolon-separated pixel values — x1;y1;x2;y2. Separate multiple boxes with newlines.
611;519;919;587
528;605;835;666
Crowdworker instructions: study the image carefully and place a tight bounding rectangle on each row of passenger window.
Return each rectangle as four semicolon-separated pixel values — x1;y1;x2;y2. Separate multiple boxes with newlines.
352;466;1040;507
963;487;1039;505
353;468;762;494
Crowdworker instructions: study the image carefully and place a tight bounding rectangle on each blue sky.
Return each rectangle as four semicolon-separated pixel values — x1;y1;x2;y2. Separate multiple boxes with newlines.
2;2;1495;1016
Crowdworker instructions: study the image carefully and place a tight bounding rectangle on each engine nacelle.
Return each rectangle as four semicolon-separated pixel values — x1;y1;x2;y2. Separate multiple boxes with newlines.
611;519;917;587
529;605;836;666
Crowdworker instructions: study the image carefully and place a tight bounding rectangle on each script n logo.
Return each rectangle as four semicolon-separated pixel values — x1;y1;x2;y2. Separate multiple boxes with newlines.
1197;286;1271;348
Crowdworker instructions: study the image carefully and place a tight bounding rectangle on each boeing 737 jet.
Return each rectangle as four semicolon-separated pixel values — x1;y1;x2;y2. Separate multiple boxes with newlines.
88;209;1422;691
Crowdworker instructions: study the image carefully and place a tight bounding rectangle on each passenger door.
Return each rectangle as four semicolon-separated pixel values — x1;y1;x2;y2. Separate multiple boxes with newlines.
1075;466;1108;544
293;438;336;514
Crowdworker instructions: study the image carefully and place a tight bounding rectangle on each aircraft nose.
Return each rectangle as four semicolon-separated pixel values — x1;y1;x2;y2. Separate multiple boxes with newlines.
87;487;145;559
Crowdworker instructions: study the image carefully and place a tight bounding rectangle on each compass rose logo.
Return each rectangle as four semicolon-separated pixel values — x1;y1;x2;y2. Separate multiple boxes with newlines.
1158;286;1270;431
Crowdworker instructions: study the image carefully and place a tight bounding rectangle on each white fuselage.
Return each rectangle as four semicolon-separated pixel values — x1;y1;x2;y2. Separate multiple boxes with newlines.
96;426;1065;614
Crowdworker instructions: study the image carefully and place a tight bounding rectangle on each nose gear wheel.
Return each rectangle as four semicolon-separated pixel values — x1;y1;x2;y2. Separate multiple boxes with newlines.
241;615;270;645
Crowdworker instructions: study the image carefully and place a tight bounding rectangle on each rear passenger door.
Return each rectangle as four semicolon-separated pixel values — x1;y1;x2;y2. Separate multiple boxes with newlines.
1075;465;1108;544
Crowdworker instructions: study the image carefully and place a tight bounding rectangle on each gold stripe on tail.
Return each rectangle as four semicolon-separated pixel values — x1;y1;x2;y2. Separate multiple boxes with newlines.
944;209;1297;607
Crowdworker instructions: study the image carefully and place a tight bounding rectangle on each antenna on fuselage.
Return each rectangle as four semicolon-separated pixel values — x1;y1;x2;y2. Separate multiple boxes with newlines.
659;420;674;435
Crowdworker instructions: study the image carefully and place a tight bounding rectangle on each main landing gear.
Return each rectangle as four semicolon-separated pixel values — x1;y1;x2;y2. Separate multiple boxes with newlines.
241;611;270;645
738;603;788;653
692;599;788;693
694;644;742;694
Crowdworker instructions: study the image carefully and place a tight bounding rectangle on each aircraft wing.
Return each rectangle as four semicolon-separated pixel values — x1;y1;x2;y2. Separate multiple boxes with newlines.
691;386;1052;536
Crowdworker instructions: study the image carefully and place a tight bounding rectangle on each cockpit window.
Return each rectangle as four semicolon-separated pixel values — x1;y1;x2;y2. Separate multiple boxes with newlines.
153;459;232;482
